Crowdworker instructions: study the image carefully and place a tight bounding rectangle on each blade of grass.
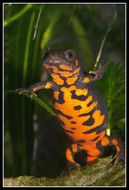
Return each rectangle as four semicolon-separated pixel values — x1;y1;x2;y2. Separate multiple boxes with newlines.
21;11;36;173
4;4;33;27
94;5;117;68
31;5;47;79
22;12;35;86
40;11;61;50
33;5;43;40
8;90;56;117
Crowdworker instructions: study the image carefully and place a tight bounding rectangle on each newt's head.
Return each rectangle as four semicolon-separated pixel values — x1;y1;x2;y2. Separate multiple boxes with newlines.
43;49;81;78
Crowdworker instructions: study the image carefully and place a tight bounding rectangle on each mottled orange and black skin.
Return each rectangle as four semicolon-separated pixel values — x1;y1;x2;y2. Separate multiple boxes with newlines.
21;49;124;169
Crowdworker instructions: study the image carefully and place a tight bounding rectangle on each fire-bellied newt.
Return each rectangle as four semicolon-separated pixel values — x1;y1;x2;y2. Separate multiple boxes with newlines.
19;49;124;171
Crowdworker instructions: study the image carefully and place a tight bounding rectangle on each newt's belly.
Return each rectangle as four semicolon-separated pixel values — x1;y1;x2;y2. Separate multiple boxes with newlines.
52;85;108;143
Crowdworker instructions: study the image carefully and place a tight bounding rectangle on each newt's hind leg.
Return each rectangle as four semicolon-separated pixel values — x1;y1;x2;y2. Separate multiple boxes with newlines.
101;135;125;162
65;143;81;170
60;143;81;176
82;141;102;163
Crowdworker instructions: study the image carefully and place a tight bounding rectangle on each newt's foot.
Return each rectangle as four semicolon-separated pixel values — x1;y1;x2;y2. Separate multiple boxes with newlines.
89;64;106;80
115;140;125;164
16;88;37;97
113;150;125;165
111;145;125;166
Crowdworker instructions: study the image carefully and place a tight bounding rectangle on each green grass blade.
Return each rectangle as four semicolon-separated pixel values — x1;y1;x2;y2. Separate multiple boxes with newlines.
22;12;35;85
28;94;56;117
40;11;61;50
4;4;33;27
8;90;56;117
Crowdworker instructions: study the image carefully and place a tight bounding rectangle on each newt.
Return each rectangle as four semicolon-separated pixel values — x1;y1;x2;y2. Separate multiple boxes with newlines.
19;49;124;171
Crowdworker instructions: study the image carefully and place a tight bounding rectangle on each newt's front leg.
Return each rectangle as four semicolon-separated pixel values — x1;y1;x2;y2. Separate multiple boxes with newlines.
82;64;106;83
17;81;53;96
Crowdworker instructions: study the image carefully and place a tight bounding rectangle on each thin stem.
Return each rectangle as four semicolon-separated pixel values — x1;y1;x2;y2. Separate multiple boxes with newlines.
94;5;117;68
33;5;43;40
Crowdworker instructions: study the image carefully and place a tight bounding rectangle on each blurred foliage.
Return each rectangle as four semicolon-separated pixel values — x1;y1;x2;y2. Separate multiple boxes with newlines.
94;62;125;138
4;3;125;178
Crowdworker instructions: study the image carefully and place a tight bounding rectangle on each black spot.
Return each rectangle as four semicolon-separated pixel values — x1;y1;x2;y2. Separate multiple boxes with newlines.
58;91;65;104
78;113;89;117
87;100;93;107
71;127;76;130
78;109;95;117
71;121;77;124
74;150;87;166
52;91;65;104
92;136;100;141
95;126;105;134
71;90;88;101
64;129;74;134
55;109;73;119
83;124;105;134
96;141;103;150
82;116;94;126
101;145;116;158
74;105;82;110
76;139;86;143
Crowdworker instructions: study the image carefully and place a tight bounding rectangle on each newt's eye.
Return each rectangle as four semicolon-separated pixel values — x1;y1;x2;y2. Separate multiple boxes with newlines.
64;49;76;61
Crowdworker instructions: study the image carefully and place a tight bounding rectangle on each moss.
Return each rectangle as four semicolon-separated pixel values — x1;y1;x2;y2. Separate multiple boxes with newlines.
4;156;125;187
